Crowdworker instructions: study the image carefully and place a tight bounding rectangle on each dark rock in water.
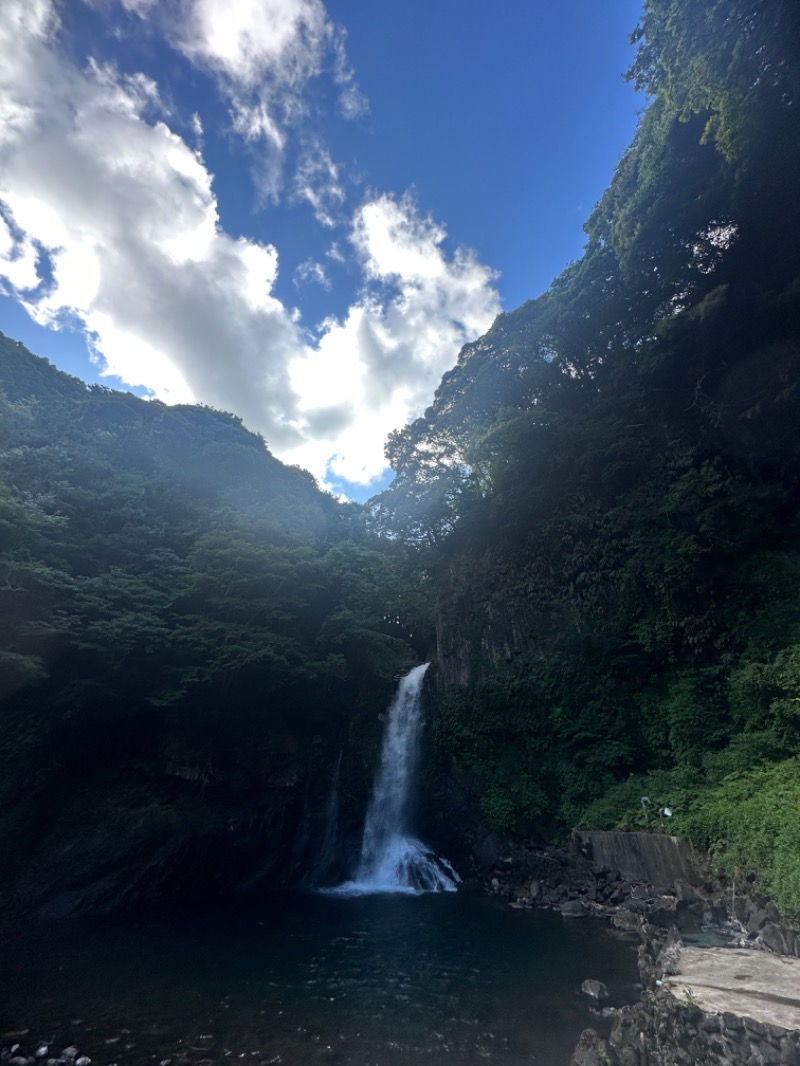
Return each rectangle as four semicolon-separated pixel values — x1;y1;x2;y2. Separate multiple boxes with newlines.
561;900;588;918
60;1050;78;1063
581;979;610;1001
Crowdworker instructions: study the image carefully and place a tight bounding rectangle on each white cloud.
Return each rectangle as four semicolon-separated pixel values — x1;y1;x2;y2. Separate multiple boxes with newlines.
128;0;365;211
284;194;501;485
294;258;331;289
292;145;345;226
0;2;500;490
0;213;39;292
169;0;364;157
119;0;159;15
0;0;305;435
177;0;330;89
331;29;368;119
230;96;286;148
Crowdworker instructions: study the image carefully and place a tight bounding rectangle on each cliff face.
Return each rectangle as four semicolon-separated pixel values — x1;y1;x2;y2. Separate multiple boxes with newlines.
0;631;401;916
7;708;377;915
435;573;536;687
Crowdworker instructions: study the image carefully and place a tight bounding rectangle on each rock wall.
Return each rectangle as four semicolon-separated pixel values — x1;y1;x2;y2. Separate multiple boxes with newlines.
573;997;800;1066
2;692;390;917
434;557;537;687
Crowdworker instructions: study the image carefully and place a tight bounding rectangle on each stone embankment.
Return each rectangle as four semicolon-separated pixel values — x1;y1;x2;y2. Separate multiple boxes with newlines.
472;829;800;1065
571;930;800;1066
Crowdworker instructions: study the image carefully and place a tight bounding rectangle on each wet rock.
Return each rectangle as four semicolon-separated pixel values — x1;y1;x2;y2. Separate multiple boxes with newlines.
658;927;682;977
473;832;504;868
648;895;678;928
746;906;771;933
611;907;641;933
561;900;588;919
570;1028;616;1066
581;979;610;1001
761;922;800;958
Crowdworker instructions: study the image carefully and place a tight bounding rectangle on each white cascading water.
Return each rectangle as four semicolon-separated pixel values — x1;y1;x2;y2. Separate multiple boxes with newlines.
335;663;460;895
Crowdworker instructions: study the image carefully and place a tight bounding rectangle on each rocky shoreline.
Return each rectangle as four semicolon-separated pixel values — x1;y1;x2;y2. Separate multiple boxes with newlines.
471;830;800;1065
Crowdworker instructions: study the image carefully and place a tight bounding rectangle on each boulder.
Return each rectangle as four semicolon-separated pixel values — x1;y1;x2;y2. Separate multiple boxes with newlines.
561;899;589;919
581;979;610;1001
570;1028;616;1066
760;922;800;958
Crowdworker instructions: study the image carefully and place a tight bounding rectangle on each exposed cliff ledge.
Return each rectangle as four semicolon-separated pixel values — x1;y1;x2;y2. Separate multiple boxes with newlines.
436;592;535;687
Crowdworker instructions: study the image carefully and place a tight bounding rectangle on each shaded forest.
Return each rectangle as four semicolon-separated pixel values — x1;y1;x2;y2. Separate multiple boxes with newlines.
2;0;800;917
372;0;800;915
0;338;428;911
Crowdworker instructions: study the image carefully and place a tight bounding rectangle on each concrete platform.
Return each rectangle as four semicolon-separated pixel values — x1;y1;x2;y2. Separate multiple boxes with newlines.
666;946;800;1031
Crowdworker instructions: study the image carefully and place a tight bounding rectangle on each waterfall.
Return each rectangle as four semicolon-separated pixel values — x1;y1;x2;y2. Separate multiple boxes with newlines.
333;663;460;895
304;749;343;888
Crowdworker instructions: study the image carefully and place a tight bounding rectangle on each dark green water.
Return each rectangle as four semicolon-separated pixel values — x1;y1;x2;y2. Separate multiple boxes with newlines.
0;892;638;1066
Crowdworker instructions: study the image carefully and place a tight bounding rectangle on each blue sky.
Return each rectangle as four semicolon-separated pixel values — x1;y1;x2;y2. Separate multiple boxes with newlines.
0;0;642;500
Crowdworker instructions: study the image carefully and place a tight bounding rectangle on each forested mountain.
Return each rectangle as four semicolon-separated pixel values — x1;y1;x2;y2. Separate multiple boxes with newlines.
1;0;800;918
0;337;428;911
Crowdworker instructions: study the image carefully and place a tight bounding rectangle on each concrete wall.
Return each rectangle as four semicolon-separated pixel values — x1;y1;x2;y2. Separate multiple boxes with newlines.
576;830;704;890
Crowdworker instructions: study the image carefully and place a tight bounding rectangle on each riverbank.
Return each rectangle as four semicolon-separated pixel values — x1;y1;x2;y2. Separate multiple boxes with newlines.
468;828;800;1065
